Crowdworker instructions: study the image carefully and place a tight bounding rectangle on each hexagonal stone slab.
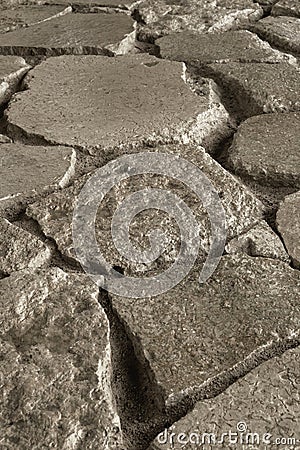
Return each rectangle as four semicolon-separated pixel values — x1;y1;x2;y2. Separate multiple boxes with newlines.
0;267;122;449
272;0;300;17
0;55;29;107
277;191;300;269
0;143;76;218
0;13;136;56
251;16;300;56
227;113;300;188
109;254;300;406
152;347;300;449
6;55;232;155
0;218;50;275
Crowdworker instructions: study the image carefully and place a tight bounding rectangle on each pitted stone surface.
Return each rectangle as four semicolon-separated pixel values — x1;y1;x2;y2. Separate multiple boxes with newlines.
0;218;50;274
227;113;300;188
0;55;29;107
272;0;300;17
251;16;300;56
152;346;300;449
110;254;300;404
157;30;287;64
0;143;76;217
0;267;122;449
0;13;136;56
6;55;233;155
277;191;300;269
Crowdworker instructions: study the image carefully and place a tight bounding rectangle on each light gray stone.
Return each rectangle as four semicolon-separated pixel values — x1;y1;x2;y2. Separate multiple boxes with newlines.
0;217;50;274
272;0;300;17
0;267;122;449
26;0;137;8
152;347;300;449
0;55;30;107
277;191;300;268
6;55;233;156
0;133;11;143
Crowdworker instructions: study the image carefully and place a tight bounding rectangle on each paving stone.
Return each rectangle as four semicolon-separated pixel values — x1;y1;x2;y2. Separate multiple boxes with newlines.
277;191;300;269
0;267;122;449
251;16;300;56
152;346;300;449
204;62;300;121
0;5;71;34
0;218;50;275
157;30;288;64
272;0;300;17
0;143;76;218
0;12;136;56
109;254;300;406
6;54;233;156
0;55;30;107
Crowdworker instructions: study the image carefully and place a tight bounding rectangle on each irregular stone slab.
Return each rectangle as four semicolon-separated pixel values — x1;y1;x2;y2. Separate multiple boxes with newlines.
27;144;263;275
272;0;300;17
158;30;288;64
205;62;300;120
0;217;50;274
227;113;300;188
0;13;136;56
0;55;30;107
277;191;300;268
0;268;122;449
6;55;233;155
152;346;300;449
0;143;76;218
110;254;300;406
251;16;300;56
0;5;71;34
26;0;137;8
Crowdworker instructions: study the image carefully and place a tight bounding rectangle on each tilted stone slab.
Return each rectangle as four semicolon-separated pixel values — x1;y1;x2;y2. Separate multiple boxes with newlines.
0;13;136;56
227;113;300;188
277;191;300;269
272;0;300;17
0;55;30;107
109;254;300;406
6;55;233;155
0;268;122;449
0;217;50;275
152;346;300;449
251;16;300;56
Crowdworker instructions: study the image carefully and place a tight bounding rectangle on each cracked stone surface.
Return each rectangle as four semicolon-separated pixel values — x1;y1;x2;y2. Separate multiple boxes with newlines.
272;0;300;17
6;55;233;155
0;267;122;449
251;16;300;56
0;55;30;107
151;346;300;449
0;143;76;218
277;191;300;269
0;217;50;275
0;12;136;56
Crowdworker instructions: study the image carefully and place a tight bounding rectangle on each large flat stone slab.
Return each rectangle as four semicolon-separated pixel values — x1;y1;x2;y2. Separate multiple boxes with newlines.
0;143;76;218
110;254;300;406
0;55;29;107
6;55;233;156
272;0;300;17
152;346;300;449
0;267;122;449
0;13;136;56
277;191;300;269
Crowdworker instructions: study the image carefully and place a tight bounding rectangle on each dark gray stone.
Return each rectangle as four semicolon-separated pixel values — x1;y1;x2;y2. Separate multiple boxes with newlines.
277;191;300;268
272;0;300;17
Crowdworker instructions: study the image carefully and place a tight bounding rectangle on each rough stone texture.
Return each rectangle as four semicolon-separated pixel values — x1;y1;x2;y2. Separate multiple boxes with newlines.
0;5;71;34
0;217;50;275
0;55;30;107
110;254;300;405
277;191;300;269
0;267;122;449
6;55;233;156
152;346;300;450
225;220;289;262
0;13;136;56
204;62;300;121
25;0;138;8
0;143;76;217
157;30;289;64
227;113;300;188
0;133;11;143
272;0;300;17
251;16;300;56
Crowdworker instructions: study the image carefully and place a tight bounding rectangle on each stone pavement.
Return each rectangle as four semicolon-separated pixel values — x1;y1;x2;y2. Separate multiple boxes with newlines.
0;1;299;449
